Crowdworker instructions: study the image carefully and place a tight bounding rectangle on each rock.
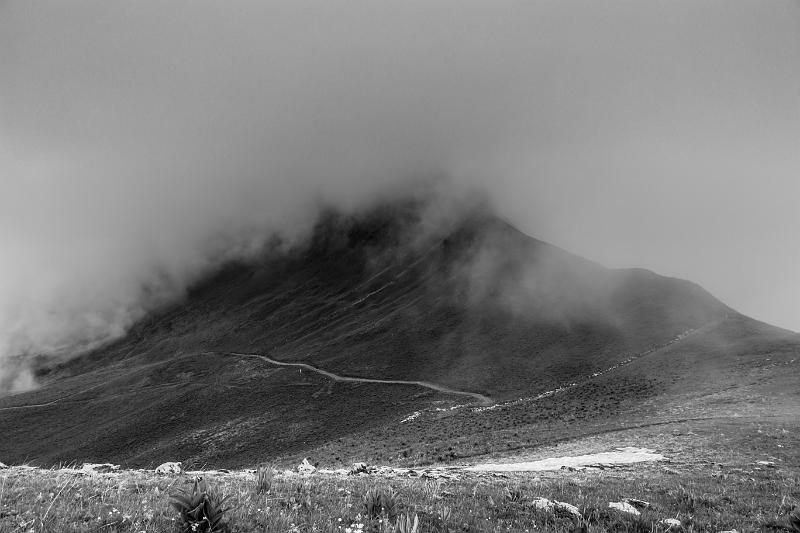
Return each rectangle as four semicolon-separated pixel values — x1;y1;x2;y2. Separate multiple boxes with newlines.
529;497;582;519
0;461;8;469
608;501;641;516
716;530;738;533
531;497;555;513
623;498;651;510
81;463;120;474
755;461;776;468
155;462;183;475
553;501;582;519
349;462;370;475
298;458;316;474
660;518;682;529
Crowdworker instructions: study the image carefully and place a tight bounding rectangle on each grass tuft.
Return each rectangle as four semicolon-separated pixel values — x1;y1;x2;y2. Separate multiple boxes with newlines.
254;464;275;494
170;477;231;533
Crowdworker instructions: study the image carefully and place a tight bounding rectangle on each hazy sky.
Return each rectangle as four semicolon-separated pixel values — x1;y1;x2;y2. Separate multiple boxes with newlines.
1;1;799;389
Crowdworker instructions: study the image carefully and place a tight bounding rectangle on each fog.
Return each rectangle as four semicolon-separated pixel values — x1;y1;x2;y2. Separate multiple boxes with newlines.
2;1;799;392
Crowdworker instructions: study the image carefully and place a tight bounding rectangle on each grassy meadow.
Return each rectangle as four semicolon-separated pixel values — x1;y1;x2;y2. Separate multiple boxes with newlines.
2;417;798;533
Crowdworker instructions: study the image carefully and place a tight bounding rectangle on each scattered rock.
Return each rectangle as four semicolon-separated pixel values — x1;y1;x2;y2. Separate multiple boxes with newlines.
155;462;183;475
608;501;641;516
298;458;316;474
623;498;651;510
81;463;120;474
529;497;582;519
554;501;582;519
660;518;682;530
531;497;555;512
348;462;371;475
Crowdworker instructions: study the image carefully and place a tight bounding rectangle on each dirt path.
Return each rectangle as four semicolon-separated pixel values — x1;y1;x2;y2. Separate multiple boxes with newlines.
227;351;494;406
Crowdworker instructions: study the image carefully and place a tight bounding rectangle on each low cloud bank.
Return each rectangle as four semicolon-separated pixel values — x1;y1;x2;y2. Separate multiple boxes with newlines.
3;1;800;392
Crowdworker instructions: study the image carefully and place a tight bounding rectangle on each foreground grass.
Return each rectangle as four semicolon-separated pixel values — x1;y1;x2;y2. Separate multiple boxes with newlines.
1;460;798;533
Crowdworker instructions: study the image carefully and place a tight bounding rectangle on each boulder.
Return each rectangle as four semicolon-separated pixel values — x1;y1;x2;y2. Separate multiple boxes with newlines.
660;518;682;530
0;461;8;469
608;501;641;516
155;462;183;475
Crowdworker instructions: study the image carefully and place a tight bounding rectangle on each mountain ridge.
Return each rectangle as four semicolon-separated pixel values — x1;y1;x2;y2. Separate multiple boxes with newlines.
1;199;796;468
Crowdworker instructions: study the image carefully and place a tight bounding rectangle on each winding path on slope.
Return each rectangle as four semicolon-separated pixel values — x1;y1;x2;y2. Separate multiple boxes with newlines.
226;351;495;406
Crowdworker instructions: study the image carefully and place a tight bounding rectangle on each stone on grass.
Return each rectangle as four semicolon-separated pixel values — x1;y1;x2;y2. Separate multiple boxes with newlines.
298;458;316;474
608;501;641;516
81;463;120;474
530;497;582;519
349;462;370;475
623;498;651;510
660;518;682;529
155;462;183;475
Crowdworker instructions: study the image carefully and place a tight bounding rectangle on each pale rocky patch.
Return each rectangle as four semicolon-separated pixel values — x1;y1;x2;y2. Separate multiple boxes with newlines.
298;458;316;474
155;462;183;475
467;447;665;472
608;501;641;516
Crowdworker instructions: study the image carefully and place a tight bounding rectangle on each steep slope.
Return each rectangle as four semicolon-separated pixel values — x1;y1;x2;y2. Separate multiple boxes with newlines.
42;203;733;397
1;200;795;467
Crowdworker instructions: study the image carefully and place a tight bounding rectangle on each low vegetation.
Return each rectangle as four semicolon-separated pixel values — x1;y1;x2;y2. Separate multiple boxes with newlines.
170;477;231;533
1;458;798;532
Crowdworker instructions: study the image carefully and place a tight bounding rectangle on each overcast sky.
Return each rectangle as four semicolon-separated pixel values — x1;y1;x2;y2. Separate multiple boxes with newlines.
1;1;799;388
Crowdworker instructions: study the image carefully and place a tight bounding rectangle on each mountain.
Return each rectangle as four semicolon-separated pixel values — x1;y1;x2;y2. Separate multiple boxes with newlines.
1;200;798;468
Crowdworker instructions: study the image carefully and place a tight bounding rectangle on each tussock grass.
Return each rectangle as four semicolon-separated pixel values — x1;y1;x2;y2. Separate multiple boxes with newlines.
255;464;276;494
0;461;798;532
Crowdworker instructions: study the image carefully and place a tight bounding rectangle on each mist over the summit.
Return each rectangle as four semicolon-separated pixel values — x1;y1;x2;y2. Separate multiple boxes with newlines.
2;1;799;392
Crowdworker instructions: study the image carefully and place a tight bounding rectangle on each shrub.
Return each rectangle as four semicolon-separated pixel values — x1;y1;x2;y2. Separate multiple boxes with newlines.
170;477;232;533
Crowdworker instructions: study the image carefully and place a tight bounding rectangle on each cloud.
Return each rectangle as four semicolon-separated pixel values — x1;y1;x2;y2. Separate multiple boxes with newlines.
2;1;799;392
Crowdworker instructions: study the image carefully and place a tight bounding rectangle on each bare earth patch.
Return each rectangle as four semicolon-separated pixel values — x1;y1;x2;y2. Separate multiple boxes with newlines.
466;446;665;472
